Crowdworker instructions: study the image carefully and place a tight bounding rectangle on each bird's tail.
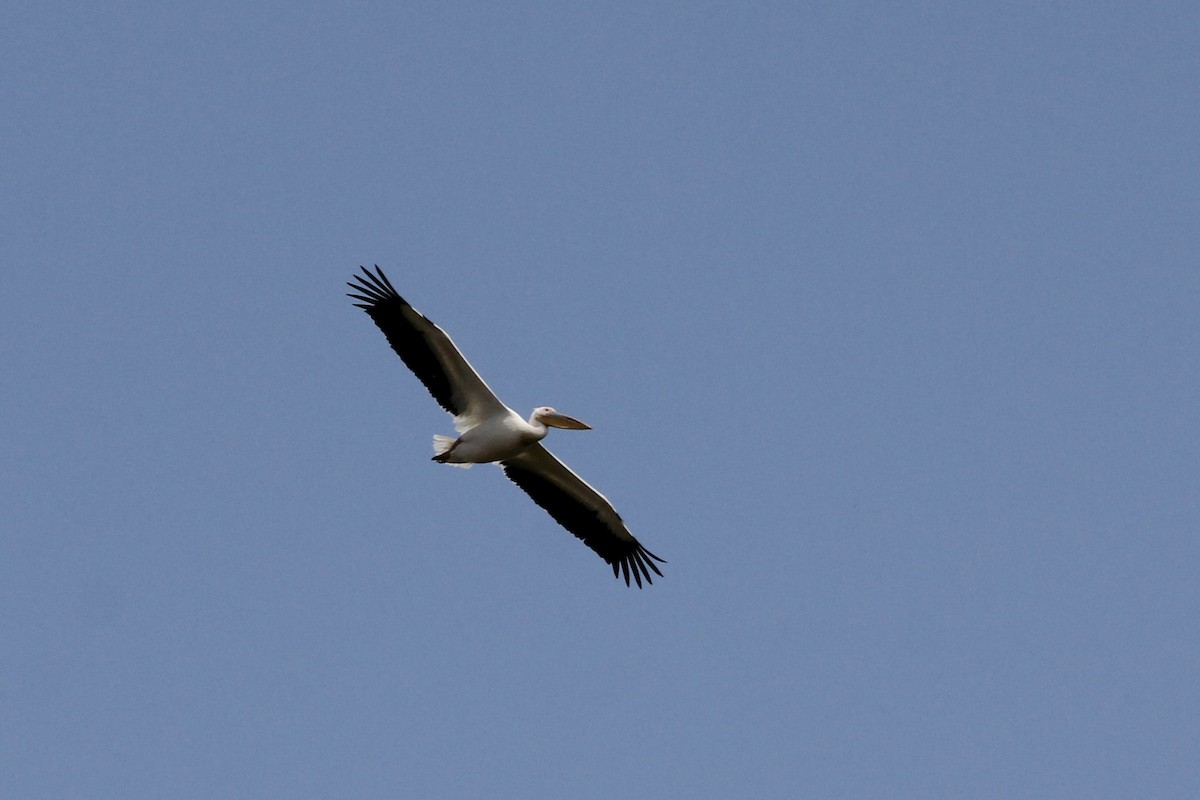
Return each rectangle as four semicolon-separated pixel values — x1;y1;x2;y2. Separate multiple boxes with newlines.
432;435;472;468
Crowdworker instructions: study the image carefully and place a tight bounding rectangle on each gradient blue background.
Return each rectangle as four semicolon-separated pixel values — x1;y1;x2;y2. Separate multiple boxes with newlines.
3;3;1197;797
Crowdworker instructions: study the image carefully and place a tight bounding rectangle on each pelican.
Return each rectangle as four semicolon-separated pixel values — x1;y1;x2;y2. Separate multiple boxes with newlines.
347;266;665;587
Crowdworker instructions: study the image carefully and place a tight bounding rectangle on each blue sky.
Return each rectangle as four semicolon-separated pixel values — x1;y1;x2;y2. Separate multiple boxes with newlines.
3;2;1197;797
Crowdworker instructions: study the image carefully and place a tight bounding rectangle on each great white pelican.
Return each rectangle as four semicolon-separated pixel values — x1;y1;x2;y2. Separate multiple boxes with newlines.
347;266;666;587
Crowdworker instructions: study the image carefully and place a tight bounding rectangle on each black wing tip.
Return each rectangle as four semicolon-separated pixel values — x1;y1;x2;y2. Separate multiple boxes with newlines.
613;543;666;588
346;265;404;308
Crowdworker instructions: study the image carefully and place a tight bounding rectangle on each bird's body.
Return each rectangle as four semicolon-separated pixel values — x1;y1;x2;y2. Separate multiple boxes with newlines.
433;407;570;466
436;408;539;465
347;266;665;587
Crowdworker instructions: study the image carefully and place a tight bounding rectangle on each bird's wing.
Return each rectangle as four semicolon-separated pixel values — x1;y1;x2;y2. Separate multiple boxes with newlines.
501;444;665;587
348;266;509;429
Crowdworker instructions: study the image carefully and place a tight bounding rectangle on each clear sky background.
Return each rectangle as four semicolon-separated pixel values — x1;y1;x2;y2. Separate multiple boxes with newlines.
3;3;1197;797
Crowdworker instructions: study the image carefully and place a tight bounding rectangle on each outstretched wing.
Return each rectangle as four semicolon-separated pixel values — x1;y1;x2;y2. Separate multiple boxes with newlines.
502;444;665;587
347;266;508;429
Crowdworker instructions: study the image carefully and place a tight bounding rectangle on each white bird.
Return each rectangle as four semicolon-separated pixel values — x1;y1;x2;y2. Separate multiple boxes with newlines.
347;266;665;587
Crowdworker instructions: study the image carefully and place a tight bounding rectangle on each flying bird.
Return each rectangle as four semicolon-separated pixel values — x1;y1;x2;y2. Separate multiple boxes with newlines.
347;266;665;587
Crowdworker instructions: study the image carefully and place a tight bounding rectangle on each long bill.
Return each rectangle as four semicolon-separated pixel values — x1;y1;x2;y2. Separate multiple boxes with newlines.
541;412;591;430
